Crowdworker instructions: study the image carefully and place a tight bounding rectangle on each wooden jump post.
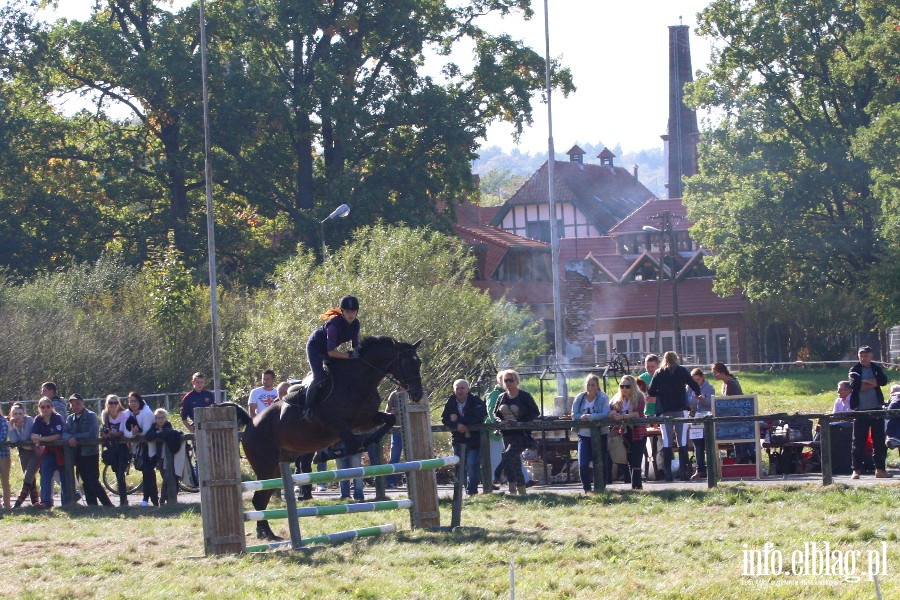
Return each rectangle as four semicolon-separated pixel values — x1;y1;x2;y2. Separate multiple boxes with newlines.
196;399;455;556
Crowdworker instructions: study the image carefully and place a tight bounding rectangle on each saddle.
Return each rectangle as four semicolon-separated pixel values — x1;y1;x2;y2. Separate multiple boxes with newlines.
279;373;332;418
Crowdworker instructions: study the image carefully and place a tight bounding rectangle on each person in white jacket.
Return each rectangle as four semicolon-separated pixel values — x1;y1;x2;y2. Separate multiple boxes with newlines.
125;392;159;506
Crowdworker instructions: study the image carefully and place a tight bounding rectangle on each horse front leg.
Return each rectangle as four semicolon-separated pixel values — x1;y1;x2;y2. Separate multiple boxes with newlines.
358;411;397;449
312;418;363;462
251;489;281;541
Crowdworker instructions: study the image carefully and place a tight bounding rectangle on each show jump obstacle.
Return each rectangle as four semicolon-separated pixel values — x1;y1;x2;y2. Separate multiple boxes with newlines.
195;393;452;556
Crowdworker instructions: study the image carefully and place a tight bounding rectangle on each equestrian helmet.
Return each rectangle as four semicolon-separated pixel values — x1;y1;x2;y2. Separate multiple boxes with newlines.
339;295;360;311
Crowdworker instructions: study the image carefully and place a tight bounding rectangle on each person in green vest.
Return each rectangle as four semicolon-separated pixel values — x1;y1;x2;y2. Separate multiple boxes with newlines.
484;371;505;488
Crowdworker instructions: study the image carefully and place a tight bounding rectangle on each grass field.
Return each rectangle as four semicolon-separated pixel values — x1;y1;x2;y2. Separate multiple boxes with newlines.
1;484;898;599
2;368;898;599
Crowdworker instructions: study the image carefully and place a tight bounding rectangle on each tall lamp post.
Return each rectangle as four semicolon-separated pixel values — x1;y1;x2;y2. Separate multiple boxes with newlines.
320;203;351;259
199;0;222;402
644;216;681;356
542;0;568;402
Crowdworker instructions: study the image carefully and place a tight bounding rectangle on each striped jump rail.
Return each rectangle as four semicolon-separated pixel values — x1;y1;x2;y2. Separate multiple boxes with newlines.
246;524;398;553
244;499;414;521
242;456;459;492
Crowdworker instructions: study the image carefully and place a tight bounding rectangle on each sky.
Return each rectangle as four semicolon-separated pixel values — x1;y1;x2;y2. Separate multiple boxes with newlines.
36;0;716;155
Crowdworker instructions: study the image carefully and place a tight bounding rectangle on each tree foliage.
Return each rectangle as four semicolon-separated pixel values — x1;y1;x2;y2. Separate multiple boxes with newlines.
683;0;900;339
227;224;545;401
0;0;573;284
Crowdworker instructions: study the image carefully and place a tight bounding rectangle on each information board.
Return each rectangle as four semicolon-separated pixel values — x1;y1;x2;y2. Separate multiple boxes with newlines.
713;395;757;442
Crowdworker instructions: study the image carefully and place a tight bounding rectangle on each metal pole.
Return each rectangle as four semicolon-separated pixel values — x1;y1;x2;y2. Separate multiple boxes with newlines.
199;0;222;402
668;214;682;356
542;0;568;402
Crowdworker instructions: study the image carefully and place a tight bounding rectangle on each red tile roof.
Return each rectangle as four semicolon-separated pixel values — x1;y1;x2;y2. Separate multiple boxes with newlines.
493;160;656;234
452;223;549;279
592;278;746;320
607;198;694;234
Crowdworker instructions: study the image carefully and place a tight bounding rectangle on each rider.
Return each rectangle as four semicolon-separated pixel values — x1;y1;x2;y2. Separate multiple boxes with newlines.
302;295;361;421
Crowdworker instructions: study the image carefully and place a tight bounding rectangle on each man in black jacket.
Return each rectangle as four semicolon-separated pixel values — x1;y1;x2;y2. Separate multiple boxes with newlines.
848;346;892;479
441;379;488;495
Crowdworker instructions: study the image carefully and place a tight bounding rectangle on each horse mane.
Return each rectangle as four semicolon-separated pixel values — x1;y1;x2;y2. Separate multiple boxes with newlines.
358;335;397;354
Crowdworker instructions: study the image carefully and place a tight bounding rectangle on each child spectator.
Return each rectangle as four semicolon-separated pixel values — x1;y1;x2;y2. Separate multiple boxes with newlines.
7;403;40;507
30;397;69;507
145;408;184;505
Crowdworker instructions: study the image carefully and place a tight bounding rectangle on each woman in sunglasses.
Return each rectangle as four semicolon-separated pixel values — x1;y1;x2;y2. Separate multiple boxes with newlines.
30;397;69;507
571;373;610;493
493;369;540;495
610;375;647;490
101;394;131;506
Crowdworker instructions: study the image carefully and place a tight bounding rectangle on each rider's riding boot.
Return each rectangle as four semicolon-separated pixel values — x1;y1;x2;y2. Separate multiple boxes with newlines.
663;447;674;482
631;468;643;490
302;381;319;422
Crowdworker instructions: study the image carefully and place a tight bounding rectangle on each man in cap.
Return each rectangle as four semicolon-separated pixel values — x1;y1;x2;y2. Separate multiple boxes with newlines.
63;394;113;506
848;345;891;479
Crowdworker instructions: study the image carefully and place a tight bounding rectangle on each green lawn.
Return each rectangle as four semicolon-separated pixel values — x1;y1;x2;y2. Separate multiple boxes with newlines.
1;485;898;599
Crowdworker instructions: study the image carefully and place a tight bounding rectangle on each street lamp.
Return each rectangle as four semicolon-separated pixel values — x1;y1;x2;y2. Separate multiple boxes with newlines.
542;0;568;402
320;204;351;259
643;219;681;356
199;0;222;402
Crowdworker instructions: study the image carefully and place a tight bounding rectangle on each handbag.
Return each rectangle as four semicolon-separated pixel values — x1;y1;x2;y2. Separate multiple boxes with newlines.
607;434;628;464
101;445;115;466
133;444;146;471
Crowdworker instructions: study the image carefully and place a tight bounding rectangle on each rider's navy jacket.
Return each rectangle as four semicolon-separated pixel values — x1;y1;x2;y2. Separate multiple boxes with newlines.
308;315;360;353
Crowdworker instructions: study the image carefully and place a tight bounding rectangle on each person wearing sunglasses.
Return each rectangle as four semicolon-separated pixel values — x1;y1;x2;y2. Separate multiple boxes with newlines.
101;394;131;506
571;373;611;493
30;397;69;507
610;375;648;489
493;370;540;495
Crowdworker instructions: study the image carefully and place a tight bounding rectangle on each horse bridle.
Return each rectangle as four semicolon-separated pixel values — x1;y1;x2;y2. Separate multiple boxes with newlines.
359;346;421;390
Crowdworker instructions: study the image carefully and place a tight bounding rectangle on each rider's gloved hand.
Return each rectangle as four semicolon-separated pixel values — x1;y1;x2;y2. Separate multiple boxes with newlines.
349;349;360;359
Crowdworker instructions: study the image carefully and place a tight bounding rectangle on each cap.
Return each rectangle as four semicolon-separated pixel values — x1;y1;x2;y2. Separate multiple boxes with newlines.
68;393;84;402
339;295;360;311
858;346;873;354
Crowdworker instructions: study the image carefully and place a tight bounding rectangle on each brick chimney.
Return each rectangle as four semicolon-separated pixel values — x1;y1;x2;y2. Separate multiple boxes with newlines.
661;24;699;199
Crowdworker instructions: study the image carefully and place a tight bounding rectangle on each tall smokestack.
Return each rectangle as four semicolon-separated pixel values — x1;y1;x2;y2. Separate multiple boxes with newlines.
661;24;699;199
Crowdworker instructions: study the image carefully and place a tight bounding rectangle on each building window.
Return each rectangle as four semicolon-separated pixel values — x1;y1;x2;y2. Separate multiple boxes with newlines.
595;339;608;362
680;330;709;366
612;335;642;365
525;219;563;243
493;251;552;282
713;329;730;363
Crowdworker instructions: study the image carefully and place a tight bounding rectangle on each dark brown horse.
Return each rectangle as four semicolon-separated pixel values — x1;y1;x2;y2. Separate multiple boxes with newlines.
226;336;424;539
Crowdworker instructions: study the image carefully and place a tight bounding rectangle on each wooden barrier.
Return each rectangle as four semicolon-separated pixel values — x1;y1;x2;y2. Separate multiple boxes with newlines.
195;405;245;555
196;403;454;555
398;390;441;529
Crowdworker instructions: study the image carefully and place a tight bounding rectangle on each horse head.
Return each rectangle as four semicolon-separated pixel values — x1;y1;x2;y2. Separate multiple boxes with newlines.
392;338;424;402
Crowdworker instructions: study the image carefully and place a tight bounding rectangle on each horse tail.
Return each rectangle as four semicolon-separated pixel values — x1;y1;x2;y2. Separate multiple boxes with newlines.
220;402;254;429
